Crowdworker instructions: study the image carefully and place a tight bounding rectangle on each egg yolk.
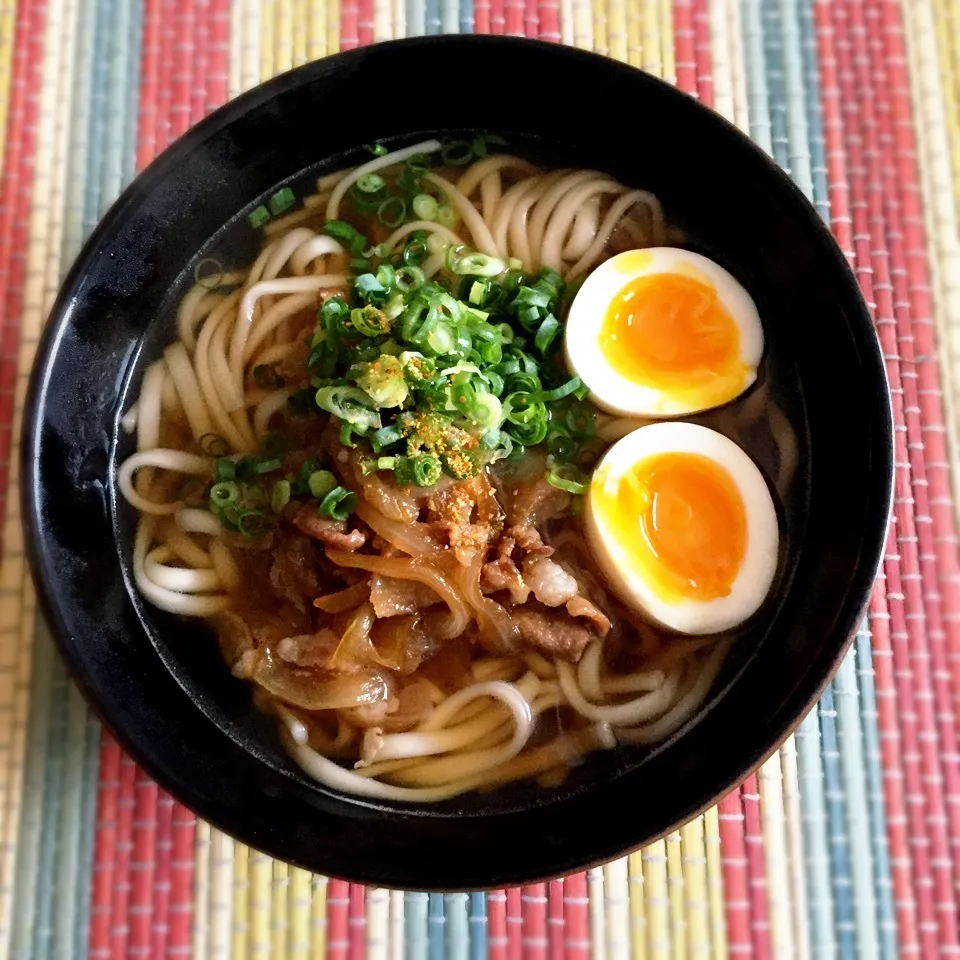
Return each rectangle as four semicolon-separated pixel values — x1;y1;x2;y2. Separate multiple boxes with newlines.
599;272;746;406
603;452;747;602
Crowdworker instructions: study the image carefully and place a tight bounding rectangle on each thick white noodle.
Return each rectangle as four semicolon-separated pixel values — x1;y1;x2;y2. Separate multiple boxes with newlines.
556;659;680;725
277;677;533;801
117;449;211;515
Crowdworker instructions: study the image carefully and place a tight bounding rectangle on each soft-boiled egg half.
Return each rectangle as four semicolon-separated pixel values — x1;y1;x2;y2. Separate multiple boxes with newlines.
586;422;779;634
565;248;764;417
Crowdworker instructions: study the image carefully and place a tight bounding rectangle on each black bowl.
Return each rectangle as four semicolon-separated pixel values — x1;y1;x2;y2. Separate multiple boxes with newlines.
22;36;892;889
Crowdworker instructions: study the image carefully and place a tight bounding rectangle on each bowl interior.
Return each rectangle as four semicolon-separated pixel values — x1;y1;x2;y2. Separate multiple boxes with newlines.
25;36;891;888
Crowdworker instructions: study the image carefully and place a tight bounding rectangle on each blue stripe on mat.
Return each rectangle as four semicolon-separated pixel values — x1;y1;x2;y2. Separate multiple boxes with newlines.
427;893;445;960
818;686;856;959
468;892;487;960
854;627;898;957
405;891;429;960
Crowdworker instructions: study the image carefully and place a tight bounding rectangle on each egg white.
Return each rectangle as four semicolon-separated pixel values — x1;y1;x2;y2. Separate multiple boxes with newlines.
585;422;779;635
564;248;764;417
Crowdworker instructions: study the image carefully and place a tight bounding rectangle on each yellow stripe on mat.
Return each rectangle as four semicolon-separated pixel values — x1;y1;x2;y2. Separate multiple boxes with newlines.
0;0;18;176
930;0;960;211
901;0;960;527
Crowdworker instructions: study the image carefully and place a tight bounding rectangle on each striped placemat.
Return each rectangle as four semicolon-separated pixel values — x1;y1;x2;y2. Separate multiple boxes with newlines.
0;0;958;956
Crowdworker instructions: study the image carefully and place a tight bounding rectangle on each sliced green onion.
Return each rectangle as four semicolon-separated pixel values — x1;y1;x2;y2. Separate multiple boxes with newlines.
350;257;372;273
426;232;448;255
360;456;398;475
378;197;407;228
356;173;386;194
247;205;270;228
315;385;381;430
368;143;388;157
214;458;236;482
372;424;403;452
395;266;425;292
268;187;296;215
505;416;548;446
394;455;442;487
468;280;489;305
340;421;359;447
200;433;230;457
324;220;368;256
237;509;271;537
534;314;560;354
546;428;577;462
565;401;596;438
318;486;357;521
354;274;388;304
537;376;582;403
441;140;473;166
547;463;589;495
271;479;291;513
436;205;456;228
412;455;442;486
351;304;390;336
451;252;506;278
194;258;224;290
255;458;283;475
210;481;240;507
469;392;502;428
308;470;338;499
403;236;427;266
412;193;439;220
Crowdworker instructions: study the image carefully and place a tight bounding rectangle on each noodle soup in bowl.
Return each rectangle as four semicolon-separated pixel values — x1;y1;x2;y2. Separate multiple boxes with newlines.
23;36;892;888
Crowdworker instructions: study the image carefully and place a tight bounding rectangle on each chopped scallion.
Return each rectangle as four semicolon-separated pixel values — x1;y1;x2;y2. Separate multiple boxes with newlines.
247;205;270;228
318;486;357;521
308;470;338;499
271;479;291;513
268;187;296;215
547;463;589;495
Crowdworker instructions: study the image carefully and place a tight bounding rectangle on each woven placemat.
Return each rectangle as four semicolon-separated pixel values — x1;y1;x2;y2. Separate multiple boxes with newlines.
0;0;959;956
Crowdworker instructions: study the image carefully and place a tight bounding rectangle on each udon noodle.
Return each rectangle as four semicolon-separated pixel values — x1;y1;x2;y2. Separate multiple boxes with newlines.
119;139;736;800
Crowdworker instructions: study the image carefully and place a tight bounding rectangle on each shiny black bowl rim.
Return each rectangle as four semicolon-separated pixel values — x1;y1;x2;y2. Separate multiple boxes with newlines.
22;35;893;890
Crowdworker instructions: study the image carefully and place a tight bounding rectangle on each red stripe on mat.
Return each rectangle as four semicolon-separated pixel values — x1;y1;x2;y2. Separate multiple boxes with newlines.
348;883;366;960
506;886;523;959
717;792;752;955
741;778;772;960
672;0;697;99
810;5;922;951
0;0;47;543
340;0;360;50
488;889;507;960
327;879;350;960
547;878;565;960
521;883;547;960
691;0;712;107
489;0;505;35
562;872;589;960
474;0;491;35
505;0;524;37
358;0;374;48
